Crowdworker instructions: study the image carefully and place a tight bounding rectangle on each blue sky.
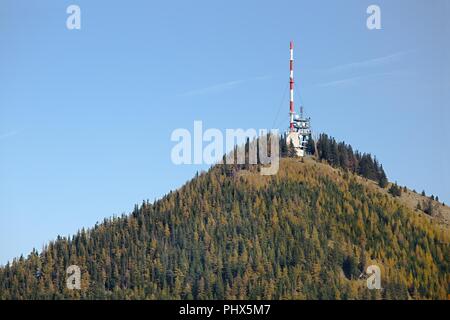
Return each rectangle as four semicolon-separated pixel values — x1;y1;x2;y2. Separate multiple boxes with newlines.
0;0;449;264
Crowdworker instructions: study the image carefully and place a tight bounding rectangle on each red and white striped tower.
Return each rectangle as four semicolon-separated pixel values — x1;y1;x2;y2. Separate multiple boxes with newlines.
289;41;295;132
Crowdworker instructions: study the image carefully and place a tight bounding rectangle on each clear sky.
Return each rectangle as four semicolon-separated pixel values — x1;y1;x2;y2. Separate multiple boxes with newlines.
1;0;449;264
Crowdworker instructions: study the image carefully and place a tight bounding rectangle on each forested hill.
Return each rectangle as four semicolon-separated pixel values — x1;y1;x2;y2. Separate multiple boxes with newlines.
0;156;449;299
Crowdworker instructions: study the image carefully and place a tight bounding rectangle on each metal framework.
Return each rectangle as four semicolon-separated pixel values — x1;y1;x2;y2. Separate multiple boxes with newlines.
287;41;311;157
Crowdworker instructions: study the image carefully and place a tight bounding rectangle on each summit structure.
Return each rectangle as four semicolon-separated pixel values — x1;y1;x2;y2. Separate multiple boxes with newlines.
286;41;311;157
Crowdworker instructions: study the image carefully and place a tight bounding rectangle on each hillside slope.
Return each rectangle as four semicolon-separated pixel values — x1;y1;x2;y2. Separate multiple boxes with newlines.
0;158;448;299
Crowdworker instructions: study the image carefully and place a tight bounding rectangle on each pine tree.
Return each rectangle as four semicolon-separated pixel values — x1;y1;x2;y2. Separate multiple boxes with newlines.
388;183;402;197
378;165;388;188
287;139;297;158
306;137;315;156
423;199;435;216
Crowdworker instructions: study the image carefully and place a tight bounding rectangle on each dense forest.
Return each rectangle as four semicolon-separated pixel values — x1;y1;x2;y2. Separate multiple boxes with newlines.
0;136;448;300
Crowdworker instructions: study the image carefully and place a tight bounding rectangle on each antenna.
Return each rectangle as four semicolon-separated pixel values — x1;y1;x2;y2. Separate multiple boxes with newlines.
285;40;312;158
289;41;295;132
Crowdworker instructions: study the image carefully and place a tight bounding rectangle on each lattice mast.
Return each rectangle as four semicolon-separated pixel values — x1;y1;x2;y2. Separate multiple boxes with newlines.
289;41;295;132
287;40;311;157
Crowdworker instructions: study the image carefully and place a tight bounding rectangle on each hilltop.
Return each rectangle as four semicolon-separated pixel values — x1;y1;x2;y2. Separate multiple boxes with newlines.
0;152;448;299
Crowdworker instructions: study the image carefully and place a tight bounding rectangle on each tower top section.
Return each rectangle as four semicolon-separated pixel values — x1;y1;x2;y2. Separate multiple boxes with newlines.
289;41;295;132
